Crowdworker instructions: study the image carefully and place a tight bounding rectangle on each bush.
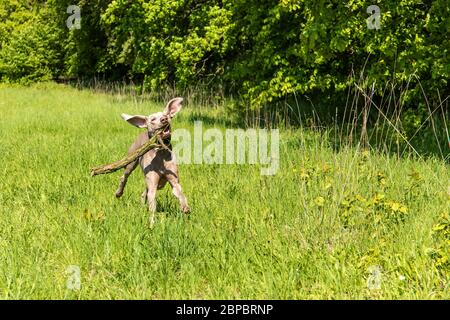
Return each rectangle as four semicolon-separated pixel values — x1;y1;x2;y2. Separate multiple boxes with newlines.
0;0;449;109
0;1;64;83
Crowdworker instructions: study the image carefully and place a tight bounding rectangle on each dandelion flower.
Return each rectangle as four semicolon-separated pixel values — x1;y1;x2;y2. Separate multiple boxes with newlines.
314;196;325;207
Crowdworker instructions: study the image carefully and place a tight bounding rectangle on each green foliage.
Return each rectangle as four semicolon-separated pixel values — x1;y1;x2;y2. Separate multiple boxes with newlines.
225;0;450;106
0;1;64;83
100;0;234;87
0;0;449;108
64;0;111;77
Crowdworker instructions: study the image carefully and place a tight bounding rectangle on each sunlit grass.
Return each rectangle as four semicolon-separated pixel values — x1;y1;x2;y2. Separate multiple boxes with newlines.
0;83;448;299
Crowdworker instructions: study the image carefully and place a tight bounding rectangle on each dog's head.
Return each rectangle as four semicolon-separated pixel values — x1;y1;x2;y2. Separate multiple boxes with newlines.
121;97;183;139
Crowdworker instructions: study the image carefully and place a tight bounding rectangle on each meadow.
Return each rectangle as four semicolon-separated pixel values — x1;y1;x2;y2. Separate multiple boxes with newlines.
0;83;448;299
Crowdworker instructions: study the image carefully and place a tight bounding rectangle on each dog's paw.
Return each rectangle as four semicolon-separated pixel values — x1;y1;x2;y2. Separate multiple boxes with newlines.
182;205;191;214
115;190;123;198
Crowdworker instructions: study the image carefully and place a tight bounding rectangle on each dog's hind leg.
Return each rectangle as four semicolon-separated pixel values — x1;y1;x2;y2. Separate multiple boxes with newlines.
115;160;139;198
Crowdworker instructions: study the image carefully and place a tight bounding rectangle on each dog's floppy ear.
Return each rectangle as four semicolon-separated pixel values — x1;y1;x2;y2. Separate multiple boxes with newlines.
164;97;183;118
121;114;148;128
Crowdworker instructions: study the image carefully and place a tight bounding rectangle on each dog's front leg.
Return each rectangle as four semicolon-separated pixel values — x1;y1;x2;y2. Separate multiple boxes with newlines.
115;160;138;198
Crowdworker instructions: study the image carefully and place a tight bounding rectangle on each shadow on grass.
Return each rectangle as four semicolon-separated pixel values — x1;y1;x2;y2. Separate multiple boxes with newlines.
242;91;449;163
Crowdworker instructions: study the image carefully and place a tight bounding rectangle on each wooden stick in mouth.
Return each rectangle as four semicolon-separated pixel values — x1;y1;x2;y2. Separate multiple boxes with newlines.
90;126;169;177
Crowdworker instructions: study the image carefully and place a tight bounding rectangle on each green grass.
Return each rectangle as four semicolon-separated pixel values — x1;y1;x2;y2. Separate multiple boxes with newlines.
0;83;448;299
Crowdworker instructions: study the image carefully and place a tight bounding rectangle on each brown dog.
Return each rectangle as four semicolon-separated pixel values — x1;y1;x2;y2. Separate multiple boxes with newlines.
116;97;190;224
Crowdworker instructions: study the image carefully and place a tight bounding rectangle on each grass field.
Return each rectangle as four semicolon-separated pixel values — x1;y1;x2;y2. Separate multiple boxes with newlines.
0;83;448;299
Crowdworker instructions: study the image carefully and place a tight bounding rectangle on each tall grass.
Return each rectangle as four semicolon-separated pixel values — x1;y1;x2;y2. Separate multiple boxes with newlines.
0;83;448;299
242;76;449;163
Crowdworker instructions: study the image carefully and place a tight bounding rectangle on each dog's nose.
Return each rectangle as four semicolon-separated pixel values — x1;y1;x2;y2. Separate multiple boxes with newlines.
161;116;168;123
